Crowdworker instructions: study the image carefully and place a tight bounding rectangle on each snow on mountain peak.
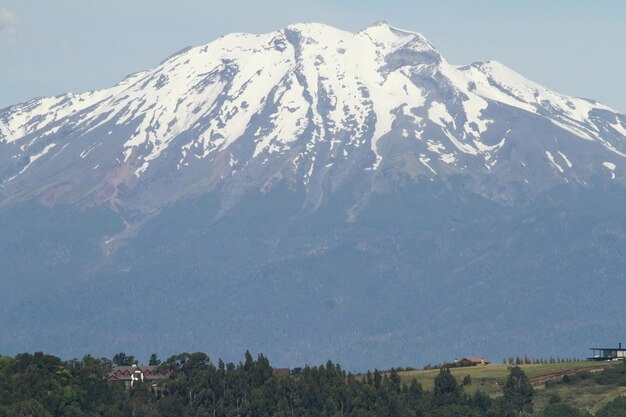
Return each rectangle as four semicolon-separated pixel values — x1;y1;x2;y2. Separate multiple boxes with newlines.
0;23;625;212
358;21;438;59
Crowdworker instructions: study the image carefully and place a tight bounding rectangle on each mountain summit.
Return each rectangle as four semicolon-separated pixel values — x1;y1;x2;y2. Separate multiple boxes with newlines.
1;23;624;215
1;24;625;368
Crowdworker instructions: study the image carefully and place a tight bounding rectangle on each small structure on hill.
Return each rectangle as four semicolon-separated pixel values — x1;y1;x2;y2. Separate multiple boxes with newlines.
455;357;490;367
273;368;291;377
106;364;170;388
589;343;626;361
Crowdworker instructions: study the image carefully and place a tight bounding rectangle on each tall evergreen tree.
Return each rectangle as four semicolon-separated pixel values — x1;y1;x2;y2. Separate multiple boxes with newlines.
433;366;462;406
112;352;135;366
502;366;533;416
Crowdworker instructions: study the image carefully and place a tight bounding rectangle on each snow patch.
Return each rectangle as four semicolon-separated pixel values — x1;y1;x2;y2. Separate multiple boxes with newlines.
610;121;626;138
545;151;564;173
428;101;453;128
602;162;616;179
558;151;573;168
440;153;456;164
427;141;446;154
603;161;616;171
419;154;437;175
19;143;57;174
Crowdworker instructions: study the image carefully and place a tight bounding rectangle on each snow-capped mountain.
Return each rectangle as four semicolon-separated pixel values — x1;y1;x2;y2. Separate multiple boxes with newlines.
2;22;625;215
2;23;626;368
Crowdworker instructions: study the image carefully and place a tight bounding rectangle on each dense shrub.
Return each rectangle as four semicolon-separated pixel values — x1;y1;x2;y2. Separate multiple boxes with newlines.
539;403;592;417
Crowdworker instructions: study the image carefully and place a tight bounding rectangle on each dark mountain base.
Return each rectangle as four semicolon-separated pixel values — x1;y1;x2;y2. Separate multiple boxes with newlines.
1;183;624;369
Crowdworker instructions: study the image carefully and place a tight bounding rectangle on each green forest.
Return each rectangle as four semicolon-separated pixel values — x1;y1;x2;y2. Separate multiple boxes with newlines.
0;351;625;417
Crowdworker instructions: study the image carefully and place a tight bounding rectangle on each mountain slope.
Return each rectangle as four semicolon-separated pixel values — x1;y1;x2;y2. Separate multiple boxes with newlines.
1;22;624;215
0;23;625;368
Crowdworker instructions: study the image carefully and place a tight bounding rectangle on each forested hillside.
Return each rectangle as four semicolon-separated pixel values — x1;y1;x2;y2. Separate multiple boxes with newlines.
0;351;624;417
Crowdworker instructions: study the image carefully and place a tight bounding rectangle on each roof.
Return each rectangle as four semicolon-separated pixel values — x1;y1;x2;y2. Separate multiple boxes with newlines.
459;357;489;363
273;368;291;377
590;347;626;351
106;365;169;381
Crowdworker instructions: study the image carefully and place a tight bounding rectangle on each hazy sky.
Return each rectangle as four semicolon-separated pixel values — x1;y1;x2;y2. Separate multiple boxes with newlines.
1;0;625;112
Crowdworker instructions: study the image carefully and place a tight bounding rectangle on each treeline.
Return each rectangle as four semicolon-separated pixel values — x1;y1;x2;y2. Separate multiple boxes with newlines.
0;351;624;417
501;357;584;366
421;357;584;371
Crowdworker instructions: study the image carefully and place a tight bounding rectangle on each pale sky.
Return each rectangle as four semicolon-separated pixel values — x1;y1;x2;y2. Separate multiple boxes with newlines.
1;0;625;112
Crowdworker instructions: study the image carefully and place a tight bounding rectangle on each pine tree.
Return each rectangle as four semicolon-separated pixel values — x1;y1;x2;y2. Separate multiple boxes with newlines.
389;368;401;393
502;366;533;416
462;374;472;386
112;352;135;366
433;366;462;406
149;353;161;366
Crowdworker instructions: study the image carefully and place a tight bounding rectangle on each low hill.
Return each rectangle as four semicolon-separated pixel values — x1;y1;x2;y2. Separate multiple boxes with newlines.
397;360;625;414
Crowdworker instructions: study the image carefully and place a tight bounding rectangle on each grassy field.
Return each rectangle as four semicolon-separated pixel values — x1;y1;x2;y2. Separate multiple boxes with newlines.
534;379;626;414
396;361;617;396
